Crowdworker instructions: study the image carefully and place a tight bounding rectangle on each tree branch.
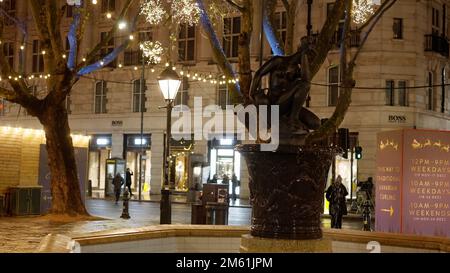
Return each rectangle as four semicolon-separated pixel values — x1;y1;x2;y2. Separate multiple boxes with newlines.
263;0;285;56
352;0;397;64
225;0;245;13
197;0;241;98
310;0;346;77
84;0;134;65
0;86;18;102
281;0;290;11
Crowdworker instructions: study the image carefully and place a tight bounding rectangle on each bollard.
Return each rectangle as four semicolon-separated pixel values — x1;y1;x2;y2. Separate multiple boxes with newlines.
362;200;371;231
120;188;131;219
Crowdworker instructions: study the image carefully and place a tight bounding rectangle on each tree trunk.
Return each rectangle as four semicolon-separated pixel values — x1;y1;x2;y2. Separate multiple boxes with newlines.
38;102;88;216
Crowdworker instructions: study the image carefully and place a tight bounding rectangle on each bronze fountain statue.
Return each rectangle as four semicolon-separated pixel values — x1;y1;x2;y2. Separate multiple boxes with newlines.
249;37;320;144
237;37;335;241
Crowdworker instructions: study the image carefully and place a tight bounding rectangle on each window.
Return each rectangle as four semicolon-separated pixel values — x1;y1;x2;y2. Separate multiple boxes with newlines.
175;77;189;106
32;40;44;73
3;42;14;68
427;72;434;110
99;32;115;67
132;79;146;113
124;31;152;66
393;18;403;39
328;66;340;106
223;16;241;58
218;84;231;110
0;99;6;116
385;80;395;106
95;81;107;114
275;11;287;46
432;7;440;35
101;0;115;13
398;81;408;106
0;0;16;26
178;24;196;62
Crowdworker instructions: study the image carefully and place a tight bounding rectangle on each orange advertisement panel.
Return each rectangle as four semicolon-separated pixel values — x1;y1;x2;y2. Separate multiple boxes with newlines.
375;130;403;233
402;129;450;237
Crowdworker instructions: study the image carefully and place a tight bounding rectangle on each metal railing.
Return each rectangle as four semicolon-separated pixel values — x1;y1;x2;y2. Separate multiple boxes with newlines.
424;34;449;58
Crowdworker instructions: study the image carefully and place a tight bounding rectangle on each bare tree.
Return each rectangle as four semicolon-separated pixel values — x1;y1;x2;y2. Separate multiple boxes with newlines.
0;0;137;216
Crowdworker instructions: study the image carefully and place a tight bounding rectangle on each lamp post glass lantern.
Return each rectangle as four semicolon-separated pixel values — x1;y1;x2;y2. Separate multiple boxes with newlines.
158;65;181;224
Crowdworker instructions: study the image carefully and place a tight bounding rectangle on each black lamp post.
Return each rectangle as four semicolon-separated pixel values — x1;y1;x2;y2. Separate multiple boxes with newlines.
158;65;181;224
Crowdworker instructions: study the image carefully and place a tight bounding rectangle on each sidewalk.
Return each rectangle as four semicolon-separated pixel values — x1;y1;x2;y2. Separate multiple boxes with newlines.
90;190;252;207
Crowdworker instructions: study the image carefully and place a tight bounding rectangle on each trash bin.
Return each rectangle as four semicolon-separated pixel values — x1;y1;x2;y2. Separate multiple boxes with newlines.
191;203;206;224
205;202;229;225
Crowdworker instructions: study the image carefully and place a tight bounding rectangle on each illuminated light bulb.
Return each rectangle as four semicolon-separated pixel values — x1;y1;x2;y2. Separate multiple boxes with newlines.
186;73;190;78
151;68;155;73
18;75;22;78
106;12;112;19
165;62;169;67
235;78;239;82
20;45;25;50
172;66;176;70
92;0;97;4
118;21;127;30
180;71;184;76
14;77;18;81
39;75;43;78
203;79;206;83
100;61;104;66
62;54;66;59
209;74;212;78
222;75;226;79
134;66;138;70
129;35;134;40
194;73;198;77
192;76;196;80
118;63;123;68
8;76;12;79
42;50;46;55
82;58;86;62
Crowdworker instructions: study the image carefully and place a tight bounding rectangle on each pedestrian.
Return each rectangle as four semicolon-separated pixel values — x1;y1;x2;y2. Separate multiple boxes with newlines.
326;175;348;229
222;174;230;184
231;173;239;200
126;168;134;196
209;174;218;184
112;173;124;204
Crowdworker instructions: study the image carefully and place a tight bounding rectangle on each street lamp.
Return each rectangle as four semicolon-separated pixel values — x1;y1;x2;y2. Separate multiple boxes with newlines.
158;65;181;224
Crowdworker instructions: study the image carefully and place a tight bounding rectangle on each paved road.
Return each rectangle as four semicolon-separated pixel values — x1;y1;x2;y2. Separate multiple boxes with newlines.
0;199;368;253
86;199;367;230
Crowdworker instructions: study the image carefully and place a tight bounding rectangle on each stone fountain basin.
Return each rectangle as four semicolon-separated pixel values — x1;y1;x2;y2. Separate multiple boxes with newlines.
37;225;450;253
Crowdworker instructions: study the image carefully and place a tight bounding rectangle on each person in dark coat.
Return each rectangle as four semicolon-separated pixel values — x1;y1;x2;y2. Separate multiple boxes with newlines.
125;168;134;196
326;175;348;229
112;173;124;204
231;173;239;200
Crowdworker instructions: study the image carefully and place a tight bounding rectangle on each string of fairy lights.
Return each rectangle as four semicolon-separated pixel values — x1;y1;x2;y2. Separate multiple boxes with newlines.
0;0;379;87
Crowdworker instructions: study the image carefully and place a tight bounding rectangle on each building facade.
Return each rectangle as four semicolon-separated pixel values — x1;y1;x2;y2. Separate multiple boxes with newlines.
1;0;449;200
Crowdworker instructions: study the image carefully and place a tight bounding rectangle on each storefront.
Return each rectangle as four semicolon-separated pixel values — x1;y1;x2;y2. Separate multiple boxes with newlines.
124;134;151;195
169;138;194;192
208;137;241;197
88;135;112;195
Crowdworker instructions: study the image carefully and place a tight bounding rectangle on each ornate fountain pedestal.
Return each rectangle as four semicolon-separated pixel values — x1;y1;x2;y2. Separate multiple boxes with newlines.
240;234;332;253
236;144;334;252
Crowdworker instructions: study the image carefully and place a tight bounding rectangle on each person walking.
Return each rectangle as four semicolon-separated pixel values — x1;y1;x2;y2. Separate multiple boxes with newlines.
112;173;124;204
326;175;348;229
231;173;239;201
125;168;134;196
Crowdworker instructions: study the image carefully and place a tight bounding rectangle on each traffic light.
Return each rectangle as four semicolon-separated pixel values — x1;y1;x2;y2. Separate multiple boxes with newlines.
338;128;349;159
355;146;363;160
